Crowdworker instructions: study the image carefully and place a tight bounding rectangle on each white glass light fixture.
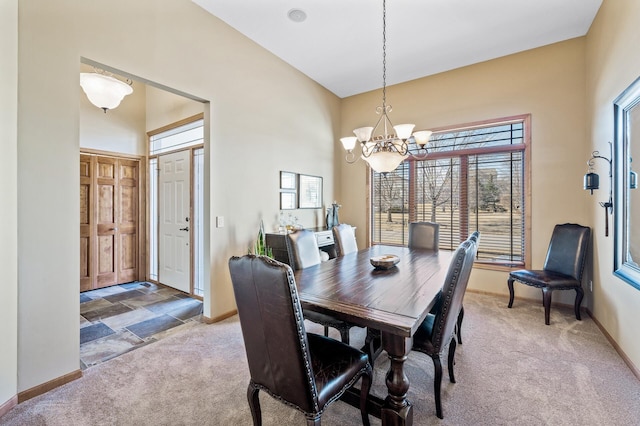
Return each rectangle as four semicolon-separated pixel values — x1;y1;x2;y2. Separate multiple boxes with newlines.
80;71;133;113
339;0;431;174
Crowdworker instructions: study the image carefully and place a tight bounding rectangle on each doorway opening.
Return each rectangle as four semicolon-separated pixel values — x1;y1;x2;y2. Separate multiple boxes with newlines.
148;115;205;297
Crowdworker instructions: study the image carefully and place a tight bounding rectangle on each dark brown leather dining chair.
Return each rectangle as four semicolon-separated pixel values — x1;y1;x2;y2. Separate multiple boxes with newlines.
288;229;357;344
409;221;468;345
411;233;478;419
229;255;372;426
508;223;591;325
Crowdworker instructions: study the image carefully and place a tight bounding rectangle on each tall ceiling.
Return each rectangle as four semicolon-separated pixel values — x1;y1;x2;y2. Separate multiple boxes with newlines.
193;0;602;99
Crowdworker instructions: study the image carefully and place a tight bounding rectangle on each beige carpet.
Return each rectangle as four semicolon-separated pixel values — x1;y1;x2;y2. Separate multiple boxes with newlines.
3;292;640;426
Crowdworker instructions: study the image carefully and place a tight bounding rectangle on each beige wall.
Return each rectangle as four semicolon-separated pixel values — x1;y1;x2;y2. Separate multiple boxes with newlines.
339;38;591;302
16;0;339;393
585;0;640;373
145;86;204;132
0;0;18;410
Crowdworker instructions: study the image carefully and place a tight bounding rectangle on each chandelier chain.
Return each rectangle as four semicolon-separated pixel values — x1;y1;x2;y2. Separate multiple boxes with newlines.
382;0;387;110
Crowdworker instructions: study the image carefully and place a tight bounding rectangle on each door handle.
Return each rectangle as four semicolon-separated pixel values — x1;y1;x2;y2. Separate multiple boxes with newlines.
179;226;189;232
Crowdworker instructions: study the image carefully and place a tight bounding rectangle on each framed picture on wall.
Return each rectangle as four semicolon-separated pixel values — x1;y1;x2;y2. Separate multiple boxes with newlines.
280;191;297;210
280;171;297;190
298;174;323;209
279;171;298;209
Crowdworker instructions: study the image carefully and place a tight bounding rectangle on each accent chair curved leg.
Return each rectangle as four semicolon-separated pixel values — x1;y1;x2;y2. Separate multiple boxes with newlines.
507;277;515;308
456;306;464;344
247;383;261;426
359;367;373;426
432;355;444;419
542;287;553;325
447;337;457;384
574;287;584;320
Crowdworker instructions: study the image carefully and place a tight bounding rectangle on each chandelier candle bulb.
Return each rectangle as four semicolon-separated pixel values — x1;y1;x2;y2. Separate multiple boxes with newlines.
394;124;415;140
413;130;433;147
340;136;358;151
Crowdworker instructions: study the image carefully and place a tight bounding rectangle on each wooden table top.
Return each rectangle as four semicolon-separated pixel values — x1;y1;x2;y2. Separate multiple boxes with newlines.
294;245;453;338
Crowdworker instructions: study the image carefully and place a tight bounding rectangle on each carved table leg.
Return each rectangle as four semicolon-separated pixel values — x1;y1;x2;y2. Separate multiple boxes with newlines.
381;331;413;426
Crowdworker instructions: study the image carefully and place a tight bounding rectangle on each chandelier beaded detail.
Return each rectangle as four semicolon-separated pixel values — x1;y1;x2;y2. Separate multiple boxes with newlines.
339;0;431;174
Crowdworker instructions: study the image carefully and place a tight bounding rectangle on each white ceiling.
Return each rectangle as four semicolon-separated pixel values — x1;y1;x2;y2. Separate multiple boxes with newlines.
193;0;602;98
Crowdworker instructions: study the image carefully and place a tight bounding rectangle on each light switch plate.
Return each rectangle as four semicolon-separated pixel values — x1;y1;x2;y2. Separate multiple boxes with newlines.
216;216;224;228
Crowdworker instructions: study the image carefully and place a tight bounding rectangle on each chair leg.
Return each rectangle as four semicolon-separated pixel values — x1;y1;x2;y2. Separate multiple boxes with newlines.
574;287;584;321
306;416;321;426
339;328;350;345
448;337;457;384
507;278;515;308
323;326;329;337
359;367;372;426
456;305;464;344
542;287;553;325
247;383;262;426
432;355;444;419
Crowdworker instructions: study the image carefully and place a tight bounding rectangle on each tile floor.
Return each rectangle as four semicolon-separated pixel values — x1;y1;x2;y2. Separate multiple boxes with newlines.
80;281;203;369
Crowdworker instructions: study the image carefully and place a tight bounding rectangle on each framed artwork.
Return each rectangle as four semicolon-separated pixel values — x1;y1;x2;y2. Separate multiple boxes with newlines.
280;171;297;190
298;174;323;209
280;191;296;210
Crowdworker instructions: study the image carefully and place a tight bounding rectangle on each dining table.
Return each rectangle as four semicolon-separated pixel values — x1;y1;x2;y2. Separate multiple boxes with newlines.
294;244;454;426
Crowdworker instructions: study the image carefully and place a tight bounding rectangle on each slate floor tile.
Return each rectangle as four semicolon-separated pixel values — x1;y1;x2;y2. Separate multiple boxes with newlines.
144;296;200;315
80;329;145;367
80;298;113;315
126;314;184;340
80;322;115;344
100;307;159;331
82;302;133;323
103;289;146;303
80;282;202;368
167;299;203;321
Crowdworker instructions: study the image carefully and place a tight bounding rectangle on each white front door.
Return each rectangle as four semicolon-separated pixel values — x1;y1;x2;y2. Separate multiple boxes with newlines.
158;150;191;292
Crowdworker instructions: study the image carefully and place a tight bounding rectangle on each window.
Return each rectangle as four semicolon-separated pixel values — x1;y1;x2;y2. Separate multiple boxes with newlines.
370;115;530;268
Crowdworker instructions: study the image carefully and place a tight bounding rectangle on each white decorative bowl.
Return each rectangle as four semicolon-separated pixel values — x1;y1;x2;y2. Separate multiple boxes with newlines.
370;254;400;270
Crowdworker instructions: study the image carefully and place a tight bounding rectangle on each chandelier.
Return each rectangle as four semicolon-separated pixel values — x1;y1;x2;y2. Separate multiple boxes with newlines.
339;0;431;174
80;69;133;113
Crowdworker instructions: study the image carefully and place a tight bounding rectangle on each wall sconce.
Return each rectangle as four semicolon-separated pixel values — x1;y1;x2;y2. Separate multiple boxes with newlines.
584;142;613;236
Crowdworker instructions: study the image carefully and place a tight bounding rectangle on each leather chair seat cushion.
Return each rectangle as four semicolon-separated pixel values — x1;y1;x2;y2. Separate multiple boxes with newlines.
510;269;580;289
412;313;437;355
307;333;370;410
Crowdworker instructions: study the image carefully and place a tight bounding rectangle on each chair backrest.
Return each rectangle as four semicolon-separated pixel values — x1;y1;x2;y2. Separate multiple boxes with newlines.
543;223;591;280
333;224;358;256
430;234;478;351
287;229;322;270
228;255;319;413
408;222;440;250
